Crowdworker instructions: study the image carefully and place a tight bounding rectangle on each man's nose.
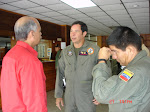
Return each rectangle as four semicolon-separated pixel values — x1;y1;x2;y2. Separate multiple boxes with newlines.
112;54;117;59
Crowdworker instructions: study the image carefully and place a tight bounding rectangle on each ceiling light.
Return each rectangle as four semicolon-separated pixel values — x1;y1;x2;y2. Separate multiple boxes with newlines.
60;0;96;8
133;4;139;8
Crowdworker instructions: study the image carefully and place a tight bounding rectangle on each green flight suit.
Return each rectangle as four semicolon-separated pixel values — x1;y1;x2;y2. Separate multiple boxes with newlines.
55;40;100;112
55;50;61;69
92;50;150;112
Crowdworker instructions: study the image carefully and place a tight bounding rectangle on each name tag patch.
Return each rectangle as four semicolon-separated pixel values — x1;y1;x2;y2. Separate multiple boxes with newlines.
79;51;88;56
119;69;134;82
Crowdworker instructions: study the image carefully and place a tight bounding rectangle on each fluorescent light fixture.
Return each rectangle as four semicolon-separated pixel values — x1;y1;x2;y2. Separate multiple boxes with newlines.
61;0;96;8
133;4;139;8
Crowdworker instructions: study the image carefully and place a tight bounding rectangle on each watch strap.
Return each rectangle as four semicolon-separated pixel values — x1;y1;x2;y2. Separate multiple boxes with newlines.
97;59;107;64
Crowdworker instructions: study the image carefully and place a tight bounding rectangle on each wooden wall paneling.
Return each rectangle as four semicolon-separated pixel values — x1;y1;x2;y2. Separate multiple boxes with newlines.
0;48;5;61
66;25;71;46
141;34;150;50
61;25;71;46
97;36;102;48
102;36;108;47
11;36;17;48
39;20;62;40
0;30;14;37
0;9;63;41
0;9;21;32
61;25;66;42
0;9;71;60
145;40;150;47
96;36;109;48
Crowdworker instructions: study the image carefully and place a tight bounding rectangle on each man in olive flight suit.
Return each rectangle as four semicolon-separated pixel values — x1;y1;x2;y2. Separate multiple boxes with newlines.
92;26;150;112
55;44;61;70
55;21;100;112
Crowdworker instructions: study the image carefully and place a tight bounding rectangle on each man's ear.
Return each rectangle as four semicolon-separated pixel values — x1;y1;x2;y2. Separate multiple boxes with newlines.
31;30;35;37
27;30;34;40
126;45;135;55
83;31;87;37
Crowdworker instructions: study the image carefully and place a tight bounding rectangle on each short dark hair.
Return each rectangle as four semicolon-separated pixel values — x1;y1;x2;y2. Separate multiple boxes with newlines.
107;26;142;51
55;44;60;48
71;21;88;33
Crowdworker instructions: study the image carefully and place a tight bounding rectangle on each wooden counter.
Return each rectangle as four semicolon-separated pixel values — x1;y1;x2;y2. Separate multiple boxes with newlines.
42;61;56;91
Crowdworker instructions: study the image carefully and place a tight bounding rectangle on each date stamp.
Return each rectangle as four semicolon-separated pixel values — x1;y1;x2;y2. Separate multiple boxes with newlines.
109;99;132;104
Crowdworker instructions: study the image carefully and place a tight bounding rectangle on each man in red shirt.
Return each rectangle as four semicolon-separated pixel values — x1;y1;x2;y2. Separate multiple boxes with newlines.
1;16;48;112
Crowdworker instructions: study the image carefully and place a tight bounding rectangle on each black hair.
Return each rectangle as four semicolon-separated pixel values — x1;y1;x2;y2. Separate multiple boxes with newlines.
71;21;88;33
55;44;60;48
107;26;142;51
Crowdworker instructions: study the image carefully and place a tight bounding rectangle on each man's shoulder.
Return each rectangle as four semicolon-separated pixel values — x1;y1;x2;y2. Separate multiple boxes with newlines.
87;41;100;49
62;45;72;52
4;45;21;58
5;45;34;61
125;56;150;78
86;41;100;54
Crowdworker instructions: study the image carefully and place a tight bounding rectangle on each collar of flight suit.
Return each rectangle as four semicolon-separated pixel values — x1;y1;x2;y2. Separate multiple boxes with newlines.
127;50;147;67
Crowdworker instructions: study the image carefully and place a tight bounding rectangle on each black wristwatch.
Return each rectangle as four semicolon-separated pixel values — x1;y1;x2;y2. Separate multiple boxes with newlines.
97;59;107;64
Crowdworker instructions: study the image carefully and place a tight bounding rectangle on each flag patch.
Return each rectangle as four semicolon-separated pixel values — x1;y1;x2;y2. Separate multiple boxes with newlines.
119;69;134;82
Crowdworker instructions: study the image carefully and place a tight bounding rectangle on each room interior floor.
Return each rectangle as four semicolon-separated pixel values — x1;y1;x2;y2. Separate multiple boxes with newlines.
0;90;108;112
47;90;108;112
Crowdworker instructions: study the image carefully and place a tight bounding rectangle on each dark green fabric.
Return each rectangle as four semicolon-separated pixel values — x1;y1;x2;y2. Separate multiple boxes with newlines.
55;50;61;69
74;46;81;58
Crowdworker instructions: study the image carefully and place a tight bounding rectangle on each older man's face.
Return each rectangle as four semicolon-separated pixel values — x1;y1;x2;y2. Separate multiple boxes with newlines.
33;22;42;45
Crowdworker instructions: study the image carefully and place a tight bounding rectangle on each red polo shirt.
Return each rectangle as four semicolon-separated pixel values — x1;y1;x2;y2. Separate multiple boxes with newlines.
1;41;47;112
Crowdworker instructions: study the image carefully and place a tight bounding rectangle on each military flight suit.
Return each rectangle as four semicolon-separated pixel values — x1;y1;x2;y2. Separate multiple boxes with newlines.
55;40;100;112
55;50;61;69
92;50;150;112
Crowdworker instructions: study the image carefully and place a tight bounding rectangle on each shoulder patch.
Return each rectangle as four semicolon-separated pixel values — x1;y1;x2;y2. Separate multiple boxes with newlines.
68;50;73;56
87;47;94;55
119;69;134;82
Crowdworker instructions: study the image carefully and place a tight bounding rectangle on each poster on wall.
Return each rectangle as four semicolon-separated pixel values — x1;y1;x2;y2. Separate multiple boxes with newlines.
38;44;45;58
47;48;52;56
61;42;66;49
42;45;45;58
47;48;52;59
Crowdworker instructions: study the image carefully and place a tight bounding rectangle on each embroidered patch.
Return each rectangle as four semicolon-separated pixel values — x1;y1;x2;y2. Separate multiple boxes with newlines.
87;47;94;55
79;51;88;56
119;69;134;82
68;50;73;56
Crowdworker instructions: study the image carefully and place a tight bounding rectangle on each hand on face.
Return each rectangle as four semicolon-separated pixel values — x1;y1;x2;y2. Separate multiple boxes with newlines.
98;47;111;60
